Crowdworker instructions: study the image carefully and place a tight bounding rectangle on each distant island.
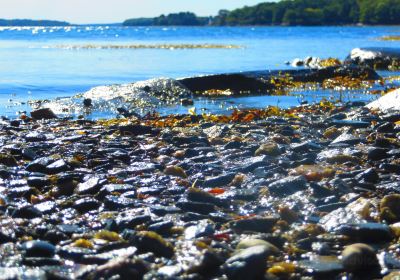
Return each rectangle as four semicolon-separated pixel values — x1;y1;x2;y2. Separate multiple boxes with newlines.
0;19;70;26
123;0;400;26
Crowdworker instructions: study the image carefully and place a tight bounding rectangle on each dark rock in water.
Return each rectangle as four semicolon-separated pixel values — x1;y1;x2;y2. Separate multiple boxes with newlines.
133;231;174;258
346;47;400;70
83;98;92;107
22;240;56;258
147;221;174;235
268;175;307;196
11;205;42;219
30;108;58;120
377;122;395;133
231;217;278;233
73;197;100;213
336;223;393;243
233;156;271;173
355;168;379;183
180;98;194;106
0;153;17;167
117;215;152;230
368;147;389;161
179;65;379;94
298;257;344;278
26;157;54;173
0;231;15;244
187;188;222;206
330;120;370;128
27;176;49;188
180;73;274;93
119;125;159;136
223;245;271;280
176;200;216;215
341;243;380;275
202;173;235;188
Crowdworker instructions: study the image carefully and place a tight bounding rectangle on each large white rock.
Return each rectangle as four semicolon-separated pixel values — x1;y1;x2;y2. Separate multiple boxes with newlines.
83;77;192;103
366;88;400;113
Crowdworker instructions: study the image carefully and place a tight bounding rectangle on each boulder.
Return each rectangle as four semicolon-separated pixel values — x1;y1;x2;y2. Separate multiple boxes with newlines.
346;47;400;70
366;88;400;113
30;108;58;120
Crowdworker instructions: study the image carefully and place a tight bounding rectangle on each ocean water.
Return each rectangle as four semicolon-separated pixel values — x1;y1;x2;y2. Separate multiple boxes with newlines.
0;25;399;117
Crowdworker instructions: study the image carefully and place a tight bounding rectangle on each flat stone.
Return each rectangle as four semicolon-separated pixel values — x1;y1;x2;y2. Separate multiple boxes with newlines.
336;223;393;243
223;245;271;280
268;175;308;196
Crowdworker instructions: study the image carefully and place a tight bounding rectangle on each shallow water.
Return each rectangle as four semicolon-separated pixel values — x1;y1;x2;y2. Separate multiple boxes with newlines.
0;25;399;117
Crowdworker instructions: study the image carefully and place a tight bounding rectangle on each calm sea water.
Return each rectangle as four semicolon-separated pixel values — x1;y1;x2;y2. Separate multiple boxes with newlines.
0;25;399;117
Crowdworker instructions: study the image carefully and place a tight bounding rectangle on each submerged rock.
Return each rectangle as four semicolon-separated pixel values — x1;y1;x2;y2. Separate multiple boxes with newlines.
347;47;400;70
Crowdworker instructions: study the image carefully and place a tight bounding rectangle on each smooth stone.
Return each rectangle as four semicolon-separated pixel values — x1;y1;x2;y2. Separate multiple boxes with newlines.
298;256;343;278
176;201;216;215
336;223;393;243
133;231;174;258
147;221;174;235
203;173;236;188
268;175;308;196
22;240;56;258
254;143;281;157
231;217;278;233
184;220;215;239
187;188;222;206
341;243;380;274
380;194;400;223
236;239;279;254
223;245;271;280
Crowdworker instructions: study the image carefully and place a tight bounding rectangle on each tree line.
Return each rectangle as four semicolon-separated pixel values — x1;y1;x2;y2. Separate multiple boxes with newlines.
123;0;400;26
0;19;70;26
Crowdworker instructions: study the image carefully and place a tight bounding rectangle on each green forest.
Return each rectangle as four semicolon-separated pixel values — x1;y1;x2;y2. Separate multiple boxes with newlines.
0;19;70;26
123;0;400;26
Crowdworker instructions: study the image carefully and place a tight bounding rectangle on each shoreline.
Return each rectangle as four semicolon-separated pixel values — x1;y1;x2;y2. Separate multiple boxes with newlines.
0;97;399;278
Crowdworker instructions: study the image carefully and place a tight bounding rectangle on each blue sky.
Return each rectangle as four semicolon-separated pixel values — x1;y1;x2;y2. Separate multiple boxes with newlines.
0;0;270;24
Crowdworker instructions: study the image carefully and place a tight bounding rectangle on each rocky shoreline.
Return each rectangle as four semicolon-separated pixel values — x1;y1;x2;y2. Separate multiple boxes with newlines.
1;88;400;279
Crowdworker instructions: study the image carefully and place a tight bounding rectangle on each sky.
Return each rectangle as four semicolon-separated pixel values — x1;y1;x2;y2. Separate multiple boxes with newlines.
0;0;269;24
